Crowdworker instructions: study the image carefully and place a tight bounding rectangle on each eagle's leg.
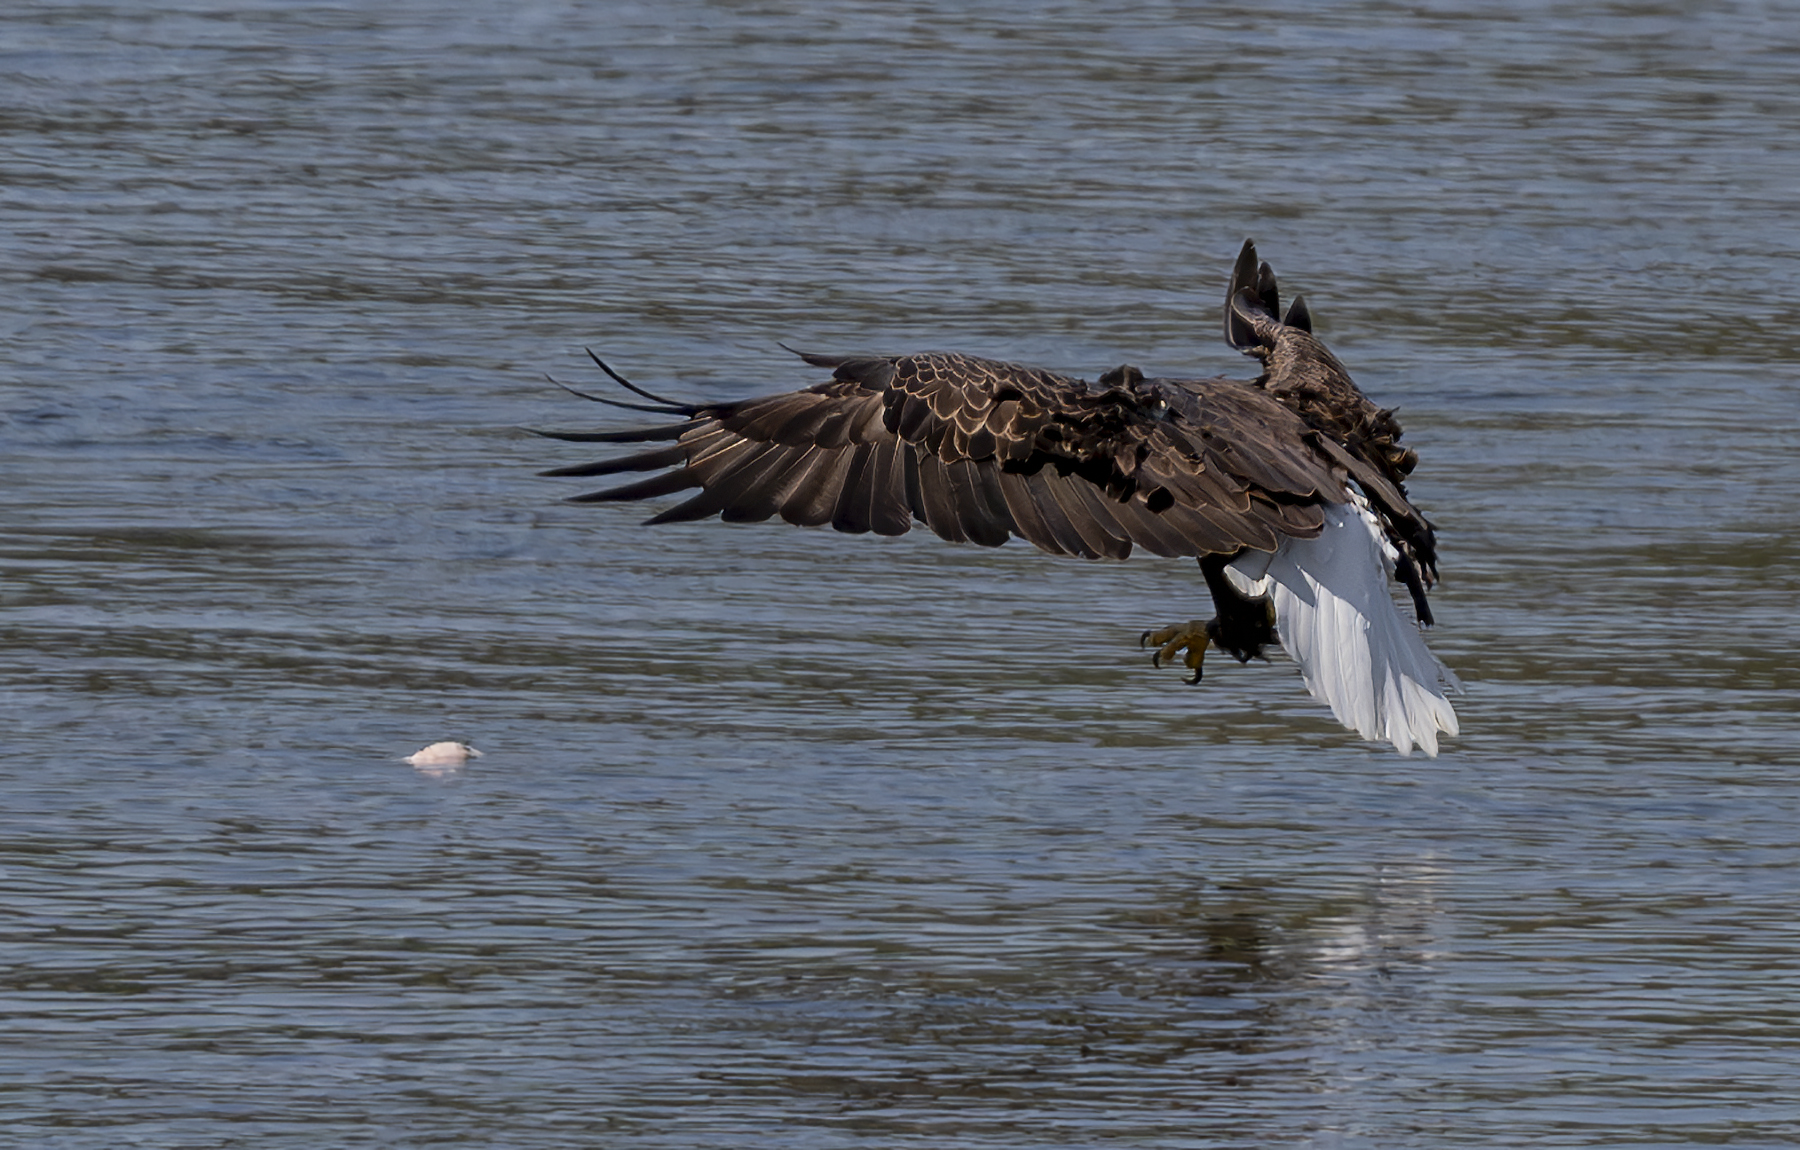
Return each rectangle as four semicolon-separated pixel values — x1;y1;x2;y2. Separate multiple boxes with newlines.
1140;554;1278;685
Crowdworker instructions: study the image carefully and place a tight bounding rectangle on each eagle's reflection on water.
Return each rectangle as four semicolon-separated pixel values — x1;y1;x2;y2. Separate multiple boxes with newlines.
682;862;1453;1138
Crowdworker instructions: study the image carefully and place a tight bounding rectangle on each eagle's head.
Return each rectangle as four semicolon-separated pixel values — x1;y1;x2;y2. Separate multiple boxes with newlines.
1223;239;1417;483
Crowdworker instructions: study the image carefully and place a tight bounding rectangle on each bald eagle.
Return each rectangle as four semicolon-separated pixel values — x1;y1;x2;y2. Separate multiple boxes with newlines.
539;241;1460;755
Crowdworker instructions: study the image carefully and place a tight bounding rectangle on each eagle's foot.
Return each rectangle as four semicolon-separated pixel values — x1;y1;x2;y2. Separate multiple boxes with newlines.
1140;620;1213;684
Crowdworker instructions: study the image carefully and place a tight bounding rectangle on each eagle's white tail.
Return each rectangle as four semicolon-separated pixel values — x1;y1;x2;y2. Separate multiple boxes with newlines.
1229;499;1460;756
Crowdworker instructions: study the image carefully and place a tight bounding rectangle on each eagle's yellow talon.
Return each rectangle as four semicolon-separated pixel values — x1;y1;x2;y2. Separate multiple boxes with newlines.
1143;621;1212;683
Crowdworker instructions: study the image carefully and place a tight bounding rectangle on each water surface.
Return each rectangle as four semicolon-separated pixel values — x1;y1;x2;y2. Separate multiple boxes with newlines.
3;2;1798;1146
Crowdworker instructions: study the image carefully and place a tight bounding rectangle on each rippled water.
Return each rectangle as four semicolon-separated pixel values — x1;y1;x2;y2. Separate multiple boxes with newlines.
4;2;1799;1146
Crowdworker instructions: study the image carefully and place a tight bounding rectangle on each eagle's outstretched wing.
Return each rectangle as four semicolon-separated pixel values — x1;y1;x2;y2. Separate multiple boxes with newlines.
540;349;1358;563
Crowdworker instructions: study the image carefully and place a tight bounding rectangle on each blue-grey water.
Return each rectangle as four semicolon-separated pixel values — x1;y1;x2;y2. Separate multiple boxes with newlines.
4;2;1799;1147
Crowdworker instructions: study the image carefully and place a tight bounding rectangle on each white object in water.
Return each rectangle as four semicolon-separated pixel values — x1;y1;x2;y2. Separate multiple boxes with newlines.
404;741;483;767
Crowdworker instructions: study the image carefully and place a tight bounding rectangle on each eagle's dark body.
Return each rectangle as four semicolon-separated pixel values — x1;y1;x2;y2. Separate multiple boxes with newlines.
541;241;1459;754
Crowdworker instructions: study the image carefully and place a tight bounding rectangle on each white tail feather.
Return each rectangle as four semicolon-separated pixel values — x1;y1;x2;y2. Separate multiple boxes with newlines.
1229;499;1460;756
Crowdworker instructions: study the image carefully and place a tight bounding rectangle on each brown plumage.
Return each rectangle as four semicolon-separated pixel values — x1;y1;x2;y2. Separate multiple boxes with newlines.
539;240;1440;627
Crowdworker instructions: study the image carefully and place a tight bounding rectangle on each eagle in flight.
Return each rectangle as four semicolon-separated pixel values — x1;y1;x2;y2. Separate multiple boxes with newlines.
539;241;1460;755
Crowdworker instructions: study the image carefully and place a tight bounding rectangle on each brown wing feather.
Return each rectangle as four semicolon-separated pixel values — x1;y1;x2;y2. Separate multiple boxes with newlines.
948;457;1014;548
1017;469;1095;556
542;348;1366;562
715;445;811;524
828;442;879;534
910;451;967;543
992;469;1066;556
780;448;854;527
864;438;914;537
